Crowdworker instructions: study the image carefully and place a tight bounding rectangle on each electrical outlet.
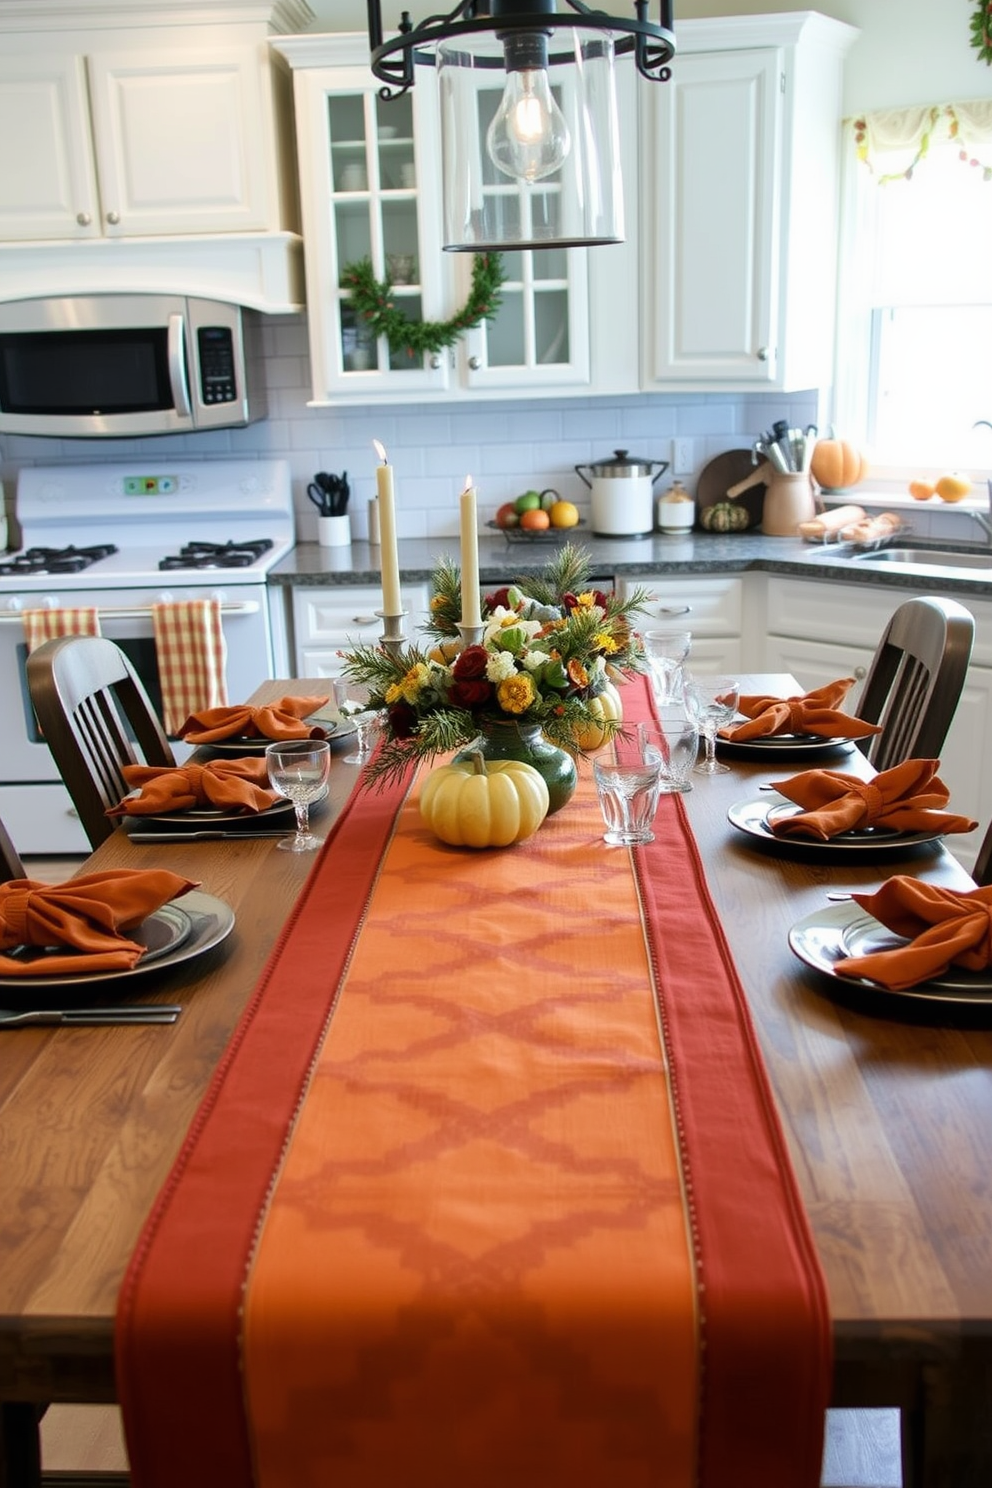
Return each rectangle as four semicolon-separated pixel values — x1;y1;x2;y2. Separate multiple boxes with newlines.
672;438;694;476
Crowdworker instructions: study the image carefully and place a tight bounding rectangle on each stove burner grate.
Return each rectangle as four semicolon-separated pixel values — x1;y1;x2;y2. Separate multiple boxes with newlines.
0;544;118;577
159;539;275;572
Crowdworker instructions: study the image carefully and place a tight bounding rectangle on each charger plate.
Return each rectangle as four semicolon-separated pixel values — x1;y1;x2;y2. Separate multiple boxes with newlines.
0;891;235;994
728;797;945;855
123;800;296;833
717;733;856;761
789;900;992;1005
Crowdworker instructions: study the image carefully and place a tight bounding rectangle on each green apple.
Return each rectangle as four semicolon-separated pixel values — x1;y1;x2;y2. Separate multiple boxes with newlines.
514;490;541;514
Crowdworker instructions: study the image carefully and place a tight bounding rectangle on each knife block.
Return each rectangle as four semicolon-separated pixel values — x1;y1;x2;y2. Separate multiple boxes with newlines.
760;473;816;536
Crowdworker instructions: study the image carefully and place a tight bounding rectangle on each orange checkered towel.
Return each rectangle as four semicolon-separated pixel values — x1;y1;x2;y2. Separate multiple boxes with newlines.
21;607;102;652
152;600;228;738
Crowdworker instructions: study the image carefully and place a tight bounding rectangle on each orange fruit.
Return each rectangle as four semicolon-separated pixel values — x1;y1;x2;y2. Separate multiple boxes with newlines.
934;473;972;503
908;480;935;501
549;500;579;529
519;507;550;531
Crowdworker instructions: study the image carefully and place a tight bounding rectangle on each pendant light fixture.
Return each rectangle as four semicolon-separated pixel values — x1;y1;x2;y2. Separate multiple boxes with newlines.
367;0;676;251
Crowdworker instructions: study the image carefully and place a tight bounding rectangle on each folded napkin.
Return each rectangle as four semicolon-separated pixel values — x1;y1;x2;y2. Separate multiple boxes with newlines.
106;759;279;818
768;758;977;842
177;695;330;745
0;869;198;977
835;877;992;990
720;677;883;742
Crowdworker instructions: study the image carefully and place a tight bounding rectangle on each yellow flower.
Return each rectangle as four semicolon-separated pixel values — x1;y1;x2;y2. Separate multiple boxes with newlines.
386;662;432;706
593;632;619;654
496;673;536;714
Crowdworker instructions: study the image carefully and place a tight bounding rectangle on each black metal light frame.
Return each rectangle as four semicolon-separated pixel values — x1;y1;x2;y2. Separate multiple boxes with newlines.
366;0;676;99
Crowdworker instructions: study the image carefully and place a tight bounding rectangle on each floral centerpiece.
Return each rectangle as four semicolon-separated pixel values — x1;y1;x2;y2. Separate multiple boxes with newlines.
340;543;652;790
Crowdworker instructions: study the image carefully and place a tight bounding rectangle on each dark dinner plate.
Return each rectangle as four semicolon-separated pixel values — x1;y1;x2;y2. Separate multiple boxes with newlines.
717;733;856;761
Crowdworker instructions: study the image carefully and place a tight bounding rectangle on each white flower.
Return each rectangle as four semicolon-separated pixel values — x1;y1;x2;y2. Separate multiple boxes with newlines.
521;649;545;672
485;650;517;682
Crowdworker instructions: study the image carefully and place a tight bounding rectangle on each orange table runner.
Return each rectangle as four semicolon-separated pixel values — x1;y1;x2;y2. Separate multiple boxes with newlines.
116;676;830;1488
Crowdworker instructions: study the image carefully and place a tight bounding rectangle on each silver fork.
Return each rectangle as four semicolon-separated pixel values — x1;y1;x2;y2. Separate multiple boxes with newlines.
0;1005;181;1027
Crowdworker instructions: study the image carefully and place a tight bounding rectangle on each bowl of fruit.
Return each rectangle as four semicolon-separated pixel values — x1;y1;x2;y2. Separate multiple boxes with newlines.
488;488;583;542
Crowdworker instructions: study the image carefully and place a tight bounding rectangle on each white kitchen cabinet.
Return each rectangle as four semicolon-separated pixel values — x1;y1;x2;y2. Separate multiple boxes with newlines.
273;34;639;404
290;582;431;678
0;1;303;243
640;12;857;393
764;577;992;873
621;575;744;674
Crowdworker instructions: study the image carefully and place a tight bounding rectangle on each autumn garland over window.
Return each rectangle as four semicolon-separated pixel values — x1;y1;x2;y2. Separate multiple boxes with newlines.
853;101;992;183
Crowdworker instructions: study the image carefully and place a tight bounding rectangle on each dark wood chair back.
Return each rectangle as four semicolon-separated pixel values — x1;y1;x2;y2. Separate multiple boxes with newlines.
855;596;975;771
0;817;25;883
973;822;992;888
26;635;175;849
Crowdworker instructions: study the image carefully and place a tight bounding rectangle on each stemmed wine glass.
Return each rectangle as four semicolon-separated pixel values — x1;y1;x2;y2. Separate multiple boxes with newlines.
265;739;331;852
684;674;741;775
642;628;692;705
332;678;380;766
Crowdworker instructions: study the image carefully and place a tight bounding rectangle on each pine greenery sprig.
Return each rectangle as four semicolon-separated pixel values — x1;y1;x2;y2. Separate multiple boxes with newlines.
972;0;992;64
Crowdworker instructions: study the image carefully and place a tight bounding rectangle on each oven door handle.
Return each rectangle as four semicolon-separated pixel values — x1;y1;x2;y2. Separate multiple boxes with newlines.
0;600;261;622
168;313;192;420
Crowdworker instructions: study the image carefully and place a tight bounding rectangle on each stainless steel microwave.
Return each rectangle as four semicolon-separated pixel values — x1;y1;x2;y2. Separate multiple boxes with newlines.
0;294;264;438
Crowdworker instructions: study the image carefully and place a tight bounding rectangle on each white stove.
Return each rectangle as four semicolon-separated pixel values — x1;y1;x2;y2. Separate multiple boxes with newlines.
0;459;297;856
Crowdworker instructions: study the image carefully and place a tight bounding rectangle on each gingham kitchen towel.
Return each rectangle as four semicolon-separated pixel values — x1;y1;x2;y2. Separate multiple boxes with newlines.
152;600;228;738
21;607;102;652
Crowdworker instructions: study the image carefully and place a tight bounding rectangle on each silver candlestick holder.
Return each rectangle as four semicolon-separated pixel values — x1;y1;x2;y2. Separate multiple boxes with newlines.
456;622;486;649
377;610;408;660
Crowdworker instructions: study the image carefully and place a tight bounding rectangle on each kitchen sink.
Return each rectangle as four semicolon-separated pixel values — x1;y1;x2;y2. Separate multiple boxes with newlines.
849;545;992;574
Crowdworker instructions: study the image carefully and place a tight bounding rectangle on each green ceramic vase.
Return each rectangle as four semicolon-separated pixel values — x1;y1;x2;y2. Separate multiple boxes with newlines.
456;720;577;816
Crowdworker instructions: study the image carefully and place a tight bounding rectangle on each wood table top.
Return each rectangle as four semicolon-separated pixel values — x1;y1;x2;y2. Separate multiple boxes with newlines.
1;676;989;1458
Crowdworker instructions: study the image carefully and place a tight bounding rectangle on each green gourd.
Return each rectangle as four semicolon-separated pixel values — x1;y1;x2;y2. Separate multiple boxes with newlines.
701;501;750;533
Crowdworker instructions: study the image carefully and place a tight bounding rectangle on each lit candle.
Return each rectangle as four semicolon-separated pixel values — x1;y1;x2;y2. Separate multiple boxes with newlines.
459;475;482;628
373;440;402;617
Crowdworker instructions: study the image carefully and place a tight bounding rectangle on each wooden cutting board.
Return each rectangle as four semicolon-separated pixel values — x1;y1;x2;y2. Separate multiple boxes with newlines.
695;449;766;530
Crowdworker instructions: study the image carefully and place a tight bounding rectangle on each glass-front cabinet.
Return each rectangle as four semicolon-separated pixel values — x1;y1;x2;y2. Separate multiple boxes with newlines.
272;34;593;403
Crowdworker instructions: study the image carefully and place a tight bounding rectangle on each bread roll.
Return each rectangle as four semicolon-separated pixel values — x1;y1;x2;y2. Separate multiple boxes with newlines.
797;504;866;540
839;512;903;544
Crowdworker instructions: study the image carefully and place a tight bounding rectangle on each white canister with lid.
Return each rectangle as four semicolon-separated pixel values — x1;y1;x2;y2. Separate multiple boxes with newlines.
574;449;669;538
656;479;696;535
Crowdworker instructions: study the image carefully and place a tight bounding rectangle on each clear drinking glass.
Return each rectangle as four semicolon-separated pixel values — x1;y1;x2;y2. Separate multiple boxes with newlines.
684;675;741;775
593;734;663;846
333;678;379;765
643;628;692;705
265;739;331;852
638;714;699;793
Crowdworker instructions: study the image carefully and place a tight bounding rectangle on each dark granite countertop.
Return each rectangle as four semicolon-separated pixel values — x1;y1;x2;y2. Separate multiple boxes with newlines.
269;530;992;600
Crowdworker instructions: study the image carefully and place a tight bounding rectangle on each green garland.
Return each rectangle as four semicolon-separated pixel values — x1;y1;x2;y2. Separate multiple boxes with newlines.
340;253;505;359
972;0;992;64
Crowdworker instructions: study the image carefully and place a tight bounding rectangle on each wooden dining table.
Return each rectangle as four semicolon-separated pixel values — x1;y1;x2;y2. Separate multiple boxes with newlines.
1;674;990;1488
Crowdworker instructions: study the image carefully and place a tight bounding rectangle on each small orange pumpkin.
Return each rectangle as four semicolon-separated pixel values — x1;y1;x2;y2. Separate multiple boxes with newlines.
810;438;869;491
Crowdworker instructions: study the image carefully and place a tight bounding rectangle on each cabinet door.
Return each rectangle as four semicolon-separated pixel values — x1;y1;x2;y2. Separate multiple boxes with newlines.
292;585;430;677
642;48;781;387
0;54;100;240
86;47;273;237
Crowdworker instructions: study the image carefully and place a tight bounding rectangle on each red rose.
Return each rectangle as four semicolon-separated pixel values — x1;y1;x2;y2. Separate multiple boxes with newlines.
452;644;489;680
449;679;493;708
388;701;418;738
485;587;512;611
563;589;610;613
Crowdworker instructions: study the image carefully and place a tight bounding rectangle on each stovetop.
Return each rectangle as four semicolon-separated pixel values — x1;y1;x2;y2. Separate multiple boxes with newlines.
2;459;295;591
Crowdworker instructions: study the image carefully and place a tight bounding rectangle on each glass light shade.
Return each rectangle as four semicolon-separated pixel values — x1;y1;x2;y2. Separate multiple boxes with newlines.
437;30;624;251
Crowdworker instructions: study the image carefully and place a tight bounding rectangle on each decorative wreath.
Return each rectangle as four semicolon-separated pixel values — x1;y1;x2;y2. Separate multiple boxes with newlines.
972;0;992;64
340;252;505;358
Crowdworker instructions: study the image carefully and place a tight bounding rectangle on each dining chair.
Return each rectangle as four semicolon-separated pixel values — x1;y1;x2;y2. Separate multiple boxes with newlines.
26;635;175;849
972;821;992;888
0;816;25;882
854;596;975;771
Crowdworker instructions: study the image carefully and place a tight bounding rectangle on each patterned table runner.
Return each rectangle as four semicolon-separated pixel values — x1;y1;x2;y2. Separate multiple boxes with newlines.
116;675;830;1488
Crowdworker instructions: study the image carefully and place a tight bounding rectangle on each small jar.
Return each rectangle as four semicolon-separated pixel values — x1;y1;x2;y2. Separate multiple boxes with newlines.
656;480;696;535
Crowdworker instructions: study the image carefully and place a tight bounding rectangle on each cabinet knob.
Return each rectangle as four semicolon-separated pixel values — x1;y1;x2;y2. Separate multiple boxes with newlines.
756;346;771;362
468;355;481;371
106;210;120;226
353;614;378;626
75;211;92;227
657;605;691;617
854;664;867;680
430;355;442;370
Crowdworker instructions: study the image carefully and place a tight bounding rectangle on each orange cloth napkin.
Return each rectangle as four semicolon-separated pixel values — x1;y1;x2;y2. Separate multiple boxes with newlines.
835;877;992;990
0;869;198;977
106;759;279;817
178;695;329;745
767;758;977;841
720;677;883;742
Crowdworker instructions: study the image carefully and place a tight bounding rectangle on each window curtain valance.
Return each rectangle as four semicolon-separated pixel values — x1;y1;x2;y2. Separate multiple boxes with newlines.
851;100;992;182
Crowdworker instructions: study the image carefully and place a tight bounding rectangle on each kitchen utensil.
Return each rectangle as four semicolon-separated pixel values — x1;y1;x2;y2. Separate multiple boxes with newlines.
574;449;669;538
0;1005;181;1027
308;472;350;517
127;830;296;841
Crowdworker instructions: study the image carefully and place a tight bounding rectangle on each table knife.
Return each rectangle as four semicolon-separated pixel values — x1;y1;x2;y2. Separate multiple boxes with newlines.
127;829;292;842
0;1006;182;1027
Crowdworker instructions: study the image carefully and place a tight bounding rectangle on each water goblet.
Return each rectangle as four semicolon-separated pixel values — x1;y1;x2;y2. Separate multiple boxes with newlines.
333;678;380;765
593;732;663;846
265;739;331;853
684;674;741;775
643;628;692;705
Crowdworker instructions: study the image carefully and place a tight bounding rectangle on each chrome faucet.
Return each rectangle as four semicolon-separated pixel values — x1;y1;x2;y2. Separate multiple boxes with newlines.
971;421;992;546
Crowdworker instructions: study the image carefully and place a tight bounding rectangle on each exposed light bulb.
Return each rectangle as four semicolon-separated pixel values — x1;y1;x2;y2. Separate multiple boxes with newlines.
486;33;571;184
